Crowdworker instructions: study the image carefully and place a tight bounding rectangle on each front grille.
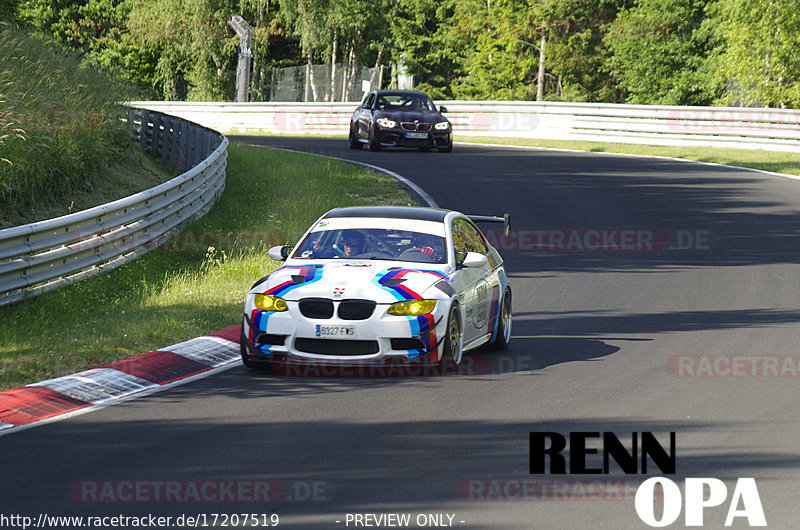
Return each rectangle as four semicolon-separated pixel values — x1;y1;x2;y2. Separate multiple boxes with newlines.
299;298;334;319
295;338;379;356
338;299;376;320
391;338;426;351
401;122;432;131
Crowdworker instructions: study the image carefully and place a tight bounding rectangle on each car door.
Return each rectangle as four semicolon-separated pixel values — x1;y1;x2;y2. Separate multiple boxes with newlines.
450;217;492;345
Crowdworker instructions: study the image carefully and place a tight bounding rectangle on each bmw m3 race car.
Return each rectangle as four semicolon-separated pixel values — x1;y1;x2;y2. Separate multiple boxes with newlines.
240;206;512;374
349;90;453;152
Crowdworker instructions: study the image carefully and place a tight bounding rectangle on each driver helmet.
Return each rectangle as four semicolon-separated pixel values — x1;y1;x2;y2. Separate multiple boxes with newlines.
342;231;365;256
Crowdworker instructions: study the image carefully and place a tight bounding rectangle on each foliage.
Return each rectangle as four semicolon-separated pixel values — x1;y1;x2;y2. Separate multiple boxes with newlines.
9;0;800;106
451;0;539;100
0;26;136;213
389;0;468;99
708;0;800;108
449;0;629;102
604;0;716;105
0;0;18;22
128;0;236;100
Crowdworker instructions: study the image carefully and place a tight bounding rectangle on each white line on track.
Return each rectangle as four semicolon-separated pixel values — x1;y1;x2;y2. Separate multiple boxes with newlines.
243;143;439;207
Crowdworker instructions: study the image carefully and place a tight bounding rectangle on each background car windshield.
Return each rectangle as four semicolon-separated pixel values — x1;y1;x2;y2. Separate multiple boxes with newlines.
376;94;435;111
294;228;446;264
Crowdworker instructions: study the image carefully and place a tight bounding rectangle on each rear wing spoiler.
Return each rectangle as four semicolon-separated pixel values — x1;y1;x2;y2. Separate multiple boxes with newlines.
467;213;512;237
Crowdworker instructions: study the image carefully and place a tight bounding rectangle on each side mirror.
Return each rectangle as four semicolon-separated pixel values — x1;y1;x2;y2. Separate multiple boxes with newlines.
268;245;292;262
439;105;448;113
460;252;488;269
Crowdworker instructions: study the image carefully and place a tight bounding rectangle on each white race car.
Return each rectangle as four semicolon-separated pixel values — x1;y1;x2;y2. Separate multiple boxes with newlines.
240;206;512;373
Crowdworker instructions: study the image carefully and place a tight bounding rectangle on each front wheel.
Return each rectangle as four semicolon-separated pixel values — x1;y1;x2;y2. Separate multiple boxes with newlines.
368;129;382;151
439;304;463;372
349;129;363;149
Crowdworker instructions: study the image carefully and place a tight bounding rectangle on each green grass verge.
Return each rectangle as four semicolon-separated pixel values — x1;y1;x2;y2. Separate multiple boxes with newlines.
0;27;139;223
456;136;800;176
0;150;177;228
0;143;415;391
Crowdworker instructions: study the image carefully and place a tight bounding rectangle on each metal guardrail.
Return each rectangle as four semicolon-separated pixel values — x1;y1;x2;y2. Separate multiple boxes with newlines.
128;100;800;153
0;109;228;307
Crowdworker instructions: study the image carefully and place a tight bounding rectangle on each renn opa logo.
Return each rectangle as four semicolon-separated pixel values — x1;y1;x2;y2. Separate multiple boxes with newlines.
529;432;766;527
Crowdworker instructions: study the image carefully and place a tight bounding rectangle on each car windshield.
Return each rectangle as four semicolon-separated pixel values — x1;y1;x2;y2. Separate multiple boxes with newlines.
293;228;446;264
375;94;435;112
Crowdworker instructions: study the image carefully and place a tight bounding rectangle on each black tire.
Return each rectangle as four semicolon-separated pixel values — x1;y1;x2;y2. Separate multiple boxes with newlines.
487;289;512;350
368;129;382;151
241;337;274;373
349;129;363;149
439;304;463;372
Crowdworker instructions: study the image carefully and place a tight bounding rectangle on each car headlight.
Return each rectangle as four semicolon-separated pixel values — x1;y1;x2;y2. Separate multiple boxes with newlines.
376;118;397;128
387;299;436;316
434;121;450;130
254;294;288;312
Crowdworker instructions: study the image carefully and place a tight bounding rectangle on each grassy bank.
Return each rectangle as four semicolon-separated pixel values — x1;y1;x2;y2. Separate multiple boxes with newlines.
0;143;414;391
0;27;167;228
456;136;800;176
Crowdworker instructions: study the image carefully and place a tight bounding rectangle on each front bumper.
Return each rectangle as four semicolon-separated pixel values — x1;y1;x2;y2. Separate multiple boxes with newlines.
377;130;452;149
241;301;446;366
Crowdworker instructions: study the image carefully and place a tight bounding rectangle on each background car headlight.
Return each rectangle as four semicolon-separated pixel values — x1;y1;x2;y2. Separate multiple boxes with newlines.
387;299;436;316
434;121;450;130
254;294;288;312
376;118;397;128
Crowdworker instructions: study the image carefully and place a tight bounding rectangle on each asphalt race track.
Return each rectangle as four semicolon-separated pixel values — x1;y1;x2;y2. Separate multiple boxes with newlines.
2;137;799;529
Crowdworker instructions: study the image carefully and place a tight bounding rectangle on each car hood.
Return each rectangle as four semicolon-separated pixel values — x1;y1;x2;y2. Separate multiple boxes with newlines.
252;261;450;303
376;109;447;123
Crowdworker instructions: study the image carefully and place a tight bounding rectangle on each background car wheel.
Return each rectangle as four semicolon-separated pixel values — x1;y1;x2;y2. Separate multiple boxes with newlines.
240;339;274;373
487;289;512;350
349;130;363;149
439;304;463;372
368;130;382;151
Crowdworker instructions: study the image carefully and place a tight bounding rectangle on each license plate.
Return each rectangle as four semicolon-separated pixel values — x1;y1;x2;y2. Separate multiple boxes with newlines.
405;132;428;139
316;325;355;337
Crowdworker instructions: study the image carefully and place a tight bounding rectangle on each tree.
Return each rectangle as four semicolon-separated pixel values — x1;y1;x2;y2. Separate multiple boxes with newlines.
451;0;540;100
280;0;389;101
450;0;629;102
604;0;714;105
708;0;800;107
388;0;470;99
127;0;240;101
